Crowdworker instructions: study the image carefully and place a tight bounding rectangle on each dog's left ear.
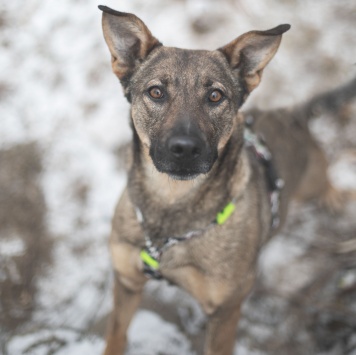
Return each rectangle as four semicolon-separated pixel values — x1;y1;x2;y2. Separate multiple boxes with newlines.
99;5;161;85
219;24;290;94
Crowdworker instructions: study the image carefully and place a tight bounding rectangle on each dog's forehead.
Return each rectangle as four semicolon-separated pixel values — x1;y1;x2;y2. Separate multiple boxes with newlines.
133;46;234;87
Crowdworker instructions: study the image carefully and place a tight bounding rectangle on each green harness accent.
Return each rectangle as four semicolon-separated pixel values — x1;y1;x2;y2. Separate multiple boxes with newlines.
140;250;160;269
140;202;236;273
216;202;236;225
138;124;284;280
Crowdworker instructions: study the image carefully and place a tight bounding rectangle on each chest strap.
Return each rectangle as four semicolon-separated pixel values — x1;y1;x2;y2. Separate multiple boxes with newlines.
138;123;284;279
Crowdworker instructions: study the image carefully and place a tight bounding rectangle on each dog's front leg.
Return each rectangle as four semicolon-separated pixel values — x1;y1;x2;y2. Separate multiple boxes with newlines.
104;276;143;355
203;275;256;355
104;242;147;355
202;271;256;355
204;302;243;355
162;261;255;355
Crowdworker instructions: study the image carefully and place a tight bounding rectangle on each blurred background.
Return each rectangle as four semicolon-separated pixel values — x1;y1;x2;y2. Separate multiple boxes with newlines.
1;0;356;354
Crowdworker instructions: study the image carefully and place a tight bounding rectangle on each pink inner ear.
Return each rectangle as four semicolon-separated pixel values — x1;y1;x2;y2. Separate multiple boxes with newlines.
101;10;161;81
219;27;286;93
244;72;263;94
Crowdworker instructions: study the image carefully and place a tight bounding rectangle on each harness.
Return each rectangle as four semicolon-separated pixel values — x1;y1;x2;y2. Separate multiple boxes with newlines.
137;120;284;279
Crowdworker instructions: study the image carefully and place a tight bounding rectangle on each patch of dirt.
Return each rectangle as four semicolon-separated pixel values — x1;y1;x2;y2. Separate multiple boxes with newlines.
240;204;356;355
0;143;53;332
0;82;12;101
0;13;7;29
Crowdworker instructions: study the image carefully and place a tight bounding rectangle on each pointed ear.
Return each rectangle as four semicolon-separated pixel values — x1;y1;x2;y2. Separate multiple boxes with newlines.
218;24;290;94
99;6;161;84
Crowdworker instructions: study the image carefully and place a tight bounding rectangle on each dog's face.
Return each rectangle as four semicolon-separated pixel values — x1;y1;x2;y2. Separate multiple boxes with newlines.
100;6;289;180
129;47;241;180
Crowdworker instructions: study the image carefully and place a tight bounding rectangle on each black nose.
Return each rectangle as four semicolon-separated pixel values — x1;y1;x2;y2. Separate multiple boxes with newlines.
168;136;202;160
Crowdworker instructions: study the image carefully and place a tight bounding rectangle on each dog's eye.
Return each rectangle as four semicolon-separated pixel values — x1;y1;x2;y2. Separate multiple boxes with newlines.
148;86;164;99
208;90;223;103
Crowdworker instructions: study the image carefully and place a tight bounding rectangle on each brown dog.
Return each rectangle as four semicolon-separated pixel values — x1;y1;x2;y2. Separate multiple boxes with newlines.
98;5;356;355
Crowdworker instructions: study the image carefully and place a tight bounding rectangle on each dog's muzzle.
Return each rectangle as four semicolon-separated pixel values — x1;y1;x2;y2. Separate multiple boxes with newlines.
150;134;216;180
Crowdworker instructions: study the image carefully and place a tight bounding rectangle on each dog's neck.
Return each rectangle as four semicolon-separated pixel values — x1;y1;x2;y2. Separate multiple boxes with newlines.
131;114;247;205
126;123;252;242
129;121;248;210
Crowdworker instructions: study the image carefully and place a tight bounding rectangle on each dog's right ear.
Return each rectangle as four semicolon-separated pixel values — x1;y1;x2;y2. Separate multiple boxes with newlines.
99;6;161;85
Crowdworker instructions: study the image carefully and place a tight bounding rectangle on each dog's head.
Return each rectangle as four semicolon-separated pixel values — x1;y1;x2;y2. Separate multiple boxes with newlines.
99;6;290;180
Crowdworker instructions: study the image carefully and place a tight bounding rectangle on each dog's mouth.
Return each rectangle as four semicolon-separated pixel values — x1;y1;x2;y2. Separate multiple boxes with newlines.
150;153;216;180
167;172;202;181
150;148;215;180
149;133;217;180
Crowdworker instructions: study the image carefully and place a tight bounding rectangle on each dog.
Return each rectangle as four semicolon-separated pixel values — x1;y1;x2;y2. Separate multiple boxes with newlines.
98;5;356;355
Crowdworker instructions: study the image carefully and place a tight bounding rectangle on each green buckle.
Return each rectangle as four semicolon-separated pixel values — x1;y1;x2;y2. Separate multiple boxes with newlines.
216;202;236;225
140;250;160;270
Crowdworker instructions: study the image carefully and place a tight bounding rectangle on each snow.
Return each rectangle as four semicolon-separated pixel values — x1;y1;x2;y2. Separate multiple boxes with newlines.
7;329;104;355
0;237;25;258
1;0;356;354
127;310;195;355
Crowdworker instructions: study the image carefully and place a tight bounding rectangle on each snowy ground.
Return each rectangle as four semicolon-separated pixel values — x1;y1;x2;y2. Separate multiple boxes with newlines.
1;0;356;354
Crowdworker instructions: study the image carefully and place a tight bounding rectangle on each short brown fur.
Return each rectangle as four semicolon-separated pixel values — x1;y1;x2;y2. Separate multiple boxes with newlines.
98;6;356;355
